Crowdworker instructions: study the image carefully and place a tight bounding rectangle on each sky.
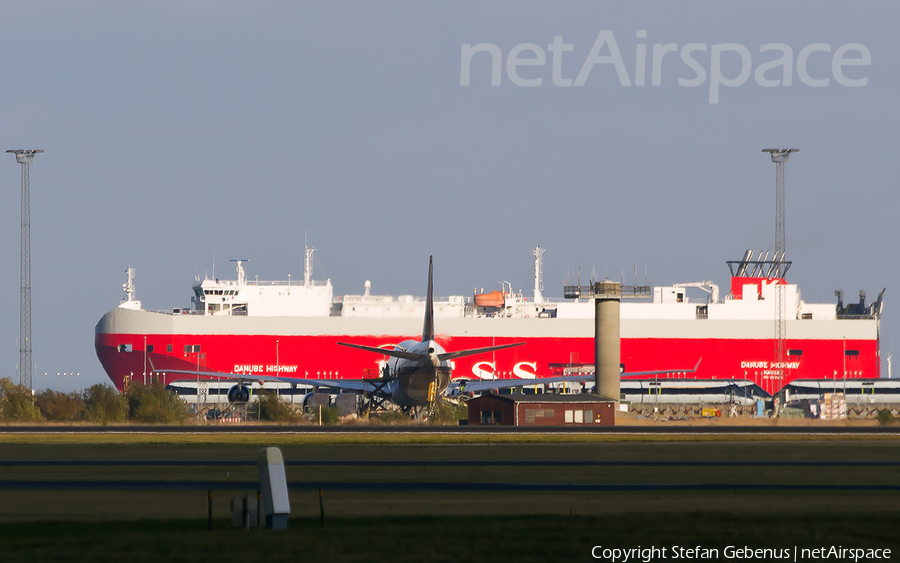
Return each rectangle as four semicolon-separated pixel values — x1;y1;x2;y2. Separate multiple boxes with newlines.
0;2;897;391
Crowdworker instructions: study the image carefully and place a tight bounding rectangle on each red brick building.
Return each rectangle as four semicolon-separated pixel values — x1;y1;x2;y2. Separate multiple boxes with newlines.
466;393;615;426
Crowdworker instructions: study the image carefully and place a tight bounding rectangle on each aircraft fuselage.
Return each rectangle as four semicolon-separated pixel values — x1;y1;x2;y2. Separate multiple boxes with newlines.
386;339;452;407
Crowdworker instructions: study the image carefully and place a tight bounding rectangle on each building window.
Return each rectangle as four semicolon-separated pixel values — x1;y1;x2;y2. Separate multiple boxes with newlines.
801;313;813;320
480;410;503;425
525;409;535;424
117;344;133;353
788;349;802;356
544;409;555;418
565;410;574;423
184;345;191;354
146;345;154;353
585;409;593;423
574;410;584;423
167;344;172;353
845;350;859;357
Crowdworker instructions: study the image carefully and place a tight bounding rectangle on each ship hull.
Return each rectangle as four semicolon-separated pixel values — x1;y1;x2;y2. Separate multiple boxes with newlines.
95;307;879;396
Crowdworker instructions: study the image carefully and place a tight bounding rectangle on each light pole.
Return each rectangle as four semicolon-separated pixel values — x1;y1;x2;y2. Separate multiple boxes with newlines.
8;149;43;390
762;148;798;401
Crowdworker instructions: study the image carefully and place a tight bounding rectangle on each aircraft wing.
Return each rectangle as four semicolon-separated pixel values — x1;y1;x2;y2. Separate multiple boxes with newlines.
337;342;424;361
452;374;593;393
164;369;287;385
450;359;702;393
437;342;525;361
162;369;381;393
620;359;702;378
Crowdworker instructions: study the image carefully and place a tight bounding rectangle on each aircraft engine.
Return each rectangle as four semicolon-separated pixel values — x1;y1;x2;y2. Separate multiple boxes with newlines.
227;384;251;403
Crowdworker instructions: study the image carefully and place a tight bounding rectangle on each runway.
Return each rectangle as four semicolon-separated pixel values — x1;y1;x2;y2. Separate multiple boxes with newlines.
0;424;896;436
1;480;899;492
2;459;900;467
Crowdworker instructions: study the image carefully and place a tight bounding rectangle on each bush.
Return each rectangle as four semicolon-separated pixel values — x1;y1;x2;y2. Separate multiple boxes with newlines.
428;399;467;426
83;384;128;424
876;409;896;426
318;405;340;426
35;390;85;421
0;378;42;421
258;393;300;423
127;382;190;424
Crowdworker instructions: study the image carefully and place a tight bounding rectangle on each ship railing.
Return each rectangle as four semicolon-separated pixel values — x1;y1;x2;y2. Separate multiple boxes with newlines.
563;284;652;300
202;279;331;288
244;279;331;287
334;295;472;304
837;313;878;320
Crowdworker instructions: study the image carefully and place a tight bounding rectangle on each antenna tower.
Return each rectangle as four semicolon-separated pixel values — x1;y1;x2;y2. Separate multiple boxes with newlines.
8;149;42;389
762;148;798;396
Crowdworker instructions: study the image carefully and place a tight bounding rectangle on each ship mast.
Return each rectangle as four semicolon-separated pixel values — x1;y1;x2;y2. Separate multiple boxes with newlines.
304;245;315;287
533;246;544;304
123;267;137;302
231;260;248;286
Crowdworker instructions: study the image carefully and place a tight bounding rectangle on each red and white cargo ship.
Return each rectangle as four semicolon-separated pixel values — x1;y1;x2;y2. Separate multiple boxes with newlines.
94;247;883;396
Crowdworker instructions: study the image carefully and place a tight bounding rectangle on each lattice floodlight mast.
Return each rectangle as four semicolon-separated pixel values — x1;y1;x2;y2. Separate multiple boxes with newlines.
8;149;42;389
762;149;798;273
762;148;797;397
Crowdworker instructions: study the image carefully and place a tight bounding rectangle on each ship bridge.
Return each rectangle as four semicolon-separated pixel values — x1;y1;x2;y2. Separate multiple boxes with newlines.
191;251;333;318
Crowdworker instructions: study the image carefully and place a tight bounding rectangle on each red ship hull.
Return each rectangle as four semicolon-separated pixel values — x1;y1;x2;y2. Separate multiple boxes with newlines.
95;330;878;397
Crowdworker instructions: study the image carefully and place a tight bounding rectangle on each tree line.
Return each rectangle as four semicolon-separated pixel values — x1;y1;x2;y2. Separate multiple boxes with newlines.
0;377;190;424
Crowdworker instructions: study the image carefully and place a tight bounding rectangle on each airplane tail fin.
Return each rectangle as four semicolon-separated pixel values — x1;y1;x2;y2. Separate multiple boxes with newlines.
423;255;434;342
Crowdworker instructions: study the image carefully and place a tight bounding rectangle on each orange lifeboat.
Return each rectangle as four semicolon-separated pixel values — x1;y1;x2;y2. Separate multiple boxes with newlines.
474;290;505;308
